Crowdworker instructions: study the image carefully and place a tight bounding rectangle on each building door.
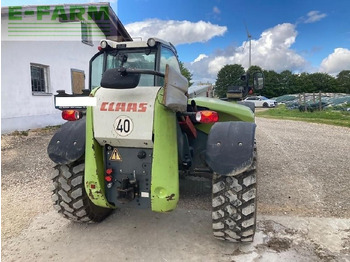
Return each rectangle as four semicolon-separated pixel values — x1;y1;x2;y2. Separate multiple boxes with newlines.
71;69;85;94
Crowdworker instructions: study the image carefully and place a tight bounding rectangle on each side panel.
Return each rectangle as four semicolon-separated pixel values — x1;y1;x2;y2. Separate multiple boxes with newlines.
151;90;179;212
191;97;255;134
84;89;114;208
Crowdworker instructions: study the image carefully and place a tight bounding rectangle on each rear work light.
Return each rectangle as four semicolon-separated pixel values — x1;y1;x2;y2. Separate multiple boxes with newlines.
62;110;82;121
195;110;219;123
98;40;108;51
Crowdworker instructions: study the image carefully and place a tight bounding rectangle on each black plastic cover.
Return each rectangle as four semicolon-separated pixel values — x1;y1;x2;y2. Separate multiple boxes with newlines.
206;121;256;175
100;68;140;89
47;119;86;164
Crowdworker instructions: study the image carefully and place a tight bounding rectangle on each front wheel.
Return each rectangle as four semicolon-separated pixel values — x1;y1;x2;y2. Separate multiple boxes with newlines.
51;161;112;222
212;165;257;242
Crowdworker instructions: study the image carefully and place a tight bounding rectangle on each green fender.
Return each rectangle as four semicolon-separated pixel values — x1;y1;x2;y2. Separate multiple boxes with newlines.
190;97;255;134
84;87;114;208
151;89;179;212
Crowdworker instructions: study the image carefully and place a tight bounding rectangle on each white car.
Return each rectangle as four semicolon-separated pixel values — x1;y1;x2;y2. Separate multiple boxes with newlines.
243;96;277;108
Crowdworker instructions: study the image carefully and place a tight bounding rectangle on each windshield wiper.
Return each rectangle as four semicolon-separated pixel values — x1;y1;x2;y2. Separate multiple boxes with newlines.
118;67;165;77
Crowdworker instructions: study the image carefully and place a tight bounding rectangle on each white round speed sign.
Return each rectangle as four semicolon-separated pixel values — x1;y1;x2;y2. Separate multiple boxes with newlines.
113;116;134;137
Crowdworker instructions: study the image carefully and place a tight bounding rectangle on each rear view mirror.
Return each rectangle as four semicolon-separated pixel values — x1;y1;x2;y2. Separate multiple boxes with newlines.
253;72;264;90
100;68;141;89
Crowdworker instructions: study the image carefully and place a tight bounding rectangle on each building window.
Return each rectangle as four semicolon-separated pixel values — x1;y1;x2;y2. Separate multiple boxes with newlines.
30;63;50;94
81;21;93;46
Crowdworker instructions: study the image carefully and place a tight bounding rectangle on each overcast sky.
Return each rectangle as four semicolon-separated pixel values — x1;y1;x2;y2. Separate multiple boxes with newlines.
3;0;350;83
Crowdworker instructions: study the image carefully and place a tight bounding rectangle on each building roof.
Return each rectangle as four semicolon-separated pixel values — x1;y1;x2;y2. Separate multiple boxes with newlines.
1;2;132;42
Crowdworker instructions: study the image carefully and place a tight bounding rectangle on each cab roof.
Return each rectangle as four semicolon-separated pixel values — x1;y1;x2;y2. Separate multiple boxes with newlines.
100;37;177;55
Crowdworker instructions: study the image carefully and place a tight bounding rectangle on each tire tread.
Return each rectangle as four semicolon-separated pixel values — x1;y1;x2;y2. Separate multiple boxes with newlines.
212;145;257;242
51;162;111;223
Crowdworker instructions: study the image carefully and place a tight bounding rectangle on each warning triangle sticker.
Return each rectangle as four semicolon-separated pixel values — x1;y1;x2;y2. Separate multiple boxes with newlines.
110;148;122;161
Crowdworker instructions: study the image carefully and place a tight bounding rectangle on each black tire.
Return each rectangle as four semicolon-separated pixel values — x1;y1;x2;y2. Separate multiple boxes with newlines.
212;149;257;242
51;161;112;223
263;102;269;108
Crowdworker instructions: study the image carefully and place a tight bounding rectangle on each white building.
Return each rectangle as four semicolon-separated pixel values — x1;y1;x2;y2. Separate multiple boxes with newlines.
1;3;131;133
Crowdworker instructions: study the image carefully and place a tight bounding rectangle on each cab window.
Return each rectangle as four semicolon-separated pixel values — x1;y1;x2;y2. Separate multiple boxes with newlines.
106;50;156;86
160;47;180;74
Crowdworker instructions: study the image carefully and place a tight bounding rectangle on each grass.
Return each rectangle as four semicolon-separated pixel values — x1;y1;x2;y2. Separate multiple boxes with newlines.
7;125;61;137
12;130;29;136
256;105;350;128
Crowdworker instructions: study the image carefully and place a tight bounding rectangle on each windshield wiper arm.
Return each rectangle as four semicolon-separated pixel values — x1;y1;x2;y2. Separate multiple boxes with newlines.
118;67;164;77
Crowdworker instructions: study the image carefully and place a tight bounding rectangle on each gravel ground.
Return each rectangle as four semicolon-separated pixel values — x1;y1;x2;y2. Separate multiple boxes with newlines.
255;118;350;218
1;118;350;260
1;128;56;239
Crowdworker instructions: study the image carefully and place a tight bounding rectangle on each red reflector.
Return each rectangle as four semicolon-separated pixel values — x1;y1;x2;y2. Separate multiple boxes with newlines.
90;184;96;189
105;176;112;182
106;168;113;175
98;46;102;51
196;111;219;123
62;110;81;121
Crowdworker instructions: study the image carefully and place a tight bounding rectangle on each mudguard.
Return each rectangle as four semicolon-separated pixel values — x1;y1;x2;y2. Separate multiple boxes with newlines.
47;119;86;165
237;101;255;113
206;121;256;176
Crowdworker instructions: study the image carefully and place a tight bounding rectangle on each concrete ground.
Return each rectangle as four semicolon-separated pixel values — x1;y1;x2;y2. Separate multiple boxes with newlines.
2;208;350;261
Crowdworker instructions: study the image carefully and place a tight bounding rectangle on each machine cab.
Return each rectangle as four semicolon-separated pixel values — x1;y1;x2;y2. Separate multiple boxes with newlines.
89;38;181;90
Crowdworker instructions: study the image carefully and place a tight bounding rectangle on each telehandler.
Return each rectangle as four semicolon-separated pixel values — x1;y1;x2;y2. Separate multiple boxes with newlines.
48;37;264;242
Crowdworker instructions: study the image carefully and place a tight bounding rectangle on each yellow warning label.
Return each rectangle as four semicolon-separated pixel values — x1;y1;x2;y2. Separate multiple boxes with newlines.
110;148;122;161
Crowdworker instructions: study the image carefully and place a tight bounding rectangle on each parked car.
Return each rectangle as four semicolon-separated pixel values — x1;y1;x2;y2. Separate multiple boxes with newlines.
243;96;277;108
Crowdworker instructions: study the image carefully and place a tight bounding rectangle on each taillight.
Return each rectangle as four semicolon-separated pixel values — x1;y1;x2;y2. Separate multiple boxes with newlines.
62;110;82;121
195;111;219;123
105;168;113;183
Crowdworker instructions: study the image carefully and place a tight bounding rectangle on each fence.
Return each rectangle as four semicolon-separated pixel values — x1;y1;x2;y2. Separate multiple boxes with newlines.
298;92;325;111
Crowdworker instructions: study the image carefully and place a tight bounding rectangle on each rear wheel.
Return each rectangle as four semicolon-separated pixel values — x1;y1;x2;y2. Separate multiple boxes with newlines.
212;148;257;242
51;161;112;222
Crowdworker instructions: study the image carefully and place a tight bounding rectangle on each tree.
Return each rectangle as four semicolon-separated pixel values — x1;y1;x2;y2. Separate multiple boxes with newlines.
337;70;350;93
295;72;312;94
179;61;193;87
260;70;281;97
279;70;297;94
307;73;337;92
214;64;345;98
247;65;263;77
215;64;245;98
